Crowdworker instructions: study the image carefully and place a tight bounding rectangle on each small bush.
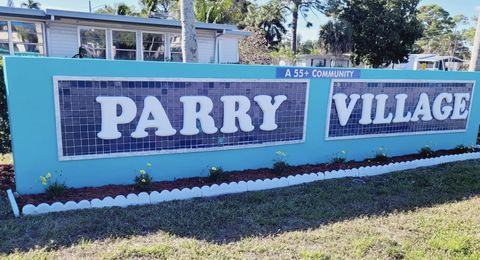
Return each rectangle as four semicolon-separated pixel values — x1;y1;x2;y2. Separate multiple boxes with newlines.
40;172;67;199
45;181;67;200
208;166;225;182
0;63;11;154
331;150;347;164
272;161;289;175
135;163;153;191
374;147;389;163
272;151;289;175
419;145;434;158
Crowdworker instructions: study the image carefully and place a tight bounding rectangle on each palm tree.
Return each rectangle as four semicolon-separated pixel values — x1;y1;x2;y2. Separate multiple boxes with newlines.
116;4;136;15
193;0;248;24
319;19;353;56
95;3;138;16
286;0;340;53
242;1;287;48
140;0;159;17
180;0;198;62
21;0;41;10
140;0;176;18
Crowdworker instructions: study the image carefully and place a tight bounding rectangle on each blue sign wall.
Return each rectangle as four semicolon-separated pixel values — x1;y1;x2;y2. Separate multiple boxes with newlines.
4;56;480;194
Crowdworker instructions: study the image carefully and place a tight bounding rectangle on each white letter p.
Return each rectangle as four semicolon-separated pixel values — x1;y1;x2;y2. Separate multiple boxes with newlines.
96;96;137;140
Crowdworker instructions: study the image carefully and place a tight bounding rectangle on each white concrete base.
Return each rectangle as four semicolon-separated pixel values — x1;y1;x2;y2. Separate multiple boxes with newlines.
12;152;480;217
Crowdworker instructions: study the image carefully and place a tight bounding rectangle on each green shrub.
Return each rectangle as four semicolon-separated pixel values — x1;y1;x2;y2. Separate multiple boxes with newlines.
374;147;389;163
0;63;11;154
208;166;225;182
419;145;434;158
272;151;289;175
134;163;153;191
45;181;67;200
40;172;67;199
331;150;347;164
272;161;289;175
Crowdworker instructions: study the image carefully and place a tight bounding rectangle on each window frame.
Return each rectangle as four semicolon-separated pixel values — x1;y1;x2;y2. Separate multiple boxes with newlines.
110;28;138;61
0;19;46;56
0;20;11;55
169;33;182;62
76;26;184;62
77;26;108;59
141;31;167;62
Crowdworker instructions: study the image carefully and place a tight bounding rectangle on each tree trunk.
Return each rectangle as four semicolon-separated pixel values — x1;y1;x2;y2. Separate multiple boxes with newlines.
290;2;299;53
469;16;480;71
180;0;198;62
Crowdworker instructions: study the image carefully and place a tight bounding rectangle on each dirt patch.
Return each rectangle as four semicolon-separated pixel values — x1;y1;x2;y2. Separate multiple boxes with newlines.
1;148;477;208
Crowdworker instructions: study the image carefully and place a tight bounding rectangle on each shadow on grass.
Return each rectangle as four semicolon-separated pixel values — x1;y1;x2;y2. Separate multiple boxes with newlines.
1;160;480;253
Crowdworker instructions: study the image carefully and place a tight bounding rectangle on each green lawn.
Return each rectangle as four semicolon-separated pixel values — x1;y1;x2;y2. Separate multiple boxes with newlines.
1;160;480;259
0;153;12;164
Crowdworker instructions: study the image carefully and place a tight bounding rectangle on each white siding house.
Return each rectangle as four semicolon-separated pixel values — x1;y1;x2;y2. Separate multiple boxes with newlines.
0;7;249;63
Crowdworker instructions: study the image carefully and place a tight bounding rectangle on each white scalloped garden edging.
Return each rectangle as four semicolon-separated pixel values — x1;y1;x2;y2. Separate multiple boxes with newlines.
14;152;480;216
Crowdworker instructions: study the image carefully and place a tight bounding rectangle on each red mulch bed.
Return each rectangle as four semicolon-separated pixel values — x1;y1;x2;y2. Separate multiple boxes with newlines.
0;147;477;208
0;164;14;193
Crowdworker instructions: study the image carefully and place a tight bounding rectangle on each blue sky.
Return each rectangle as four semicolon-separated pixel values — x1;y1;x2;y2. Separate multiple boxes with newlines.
4;0;480;42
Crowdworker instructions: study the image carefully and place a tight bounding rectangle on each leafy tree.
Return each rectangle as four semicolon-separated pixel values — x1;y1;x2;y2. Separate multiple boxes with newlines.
339;0;422;67
415;5;473;60
95;3;138;16
242;0;287;48
239;26;273;64
21;0;40;10
464;17;479;46
318;19;352;55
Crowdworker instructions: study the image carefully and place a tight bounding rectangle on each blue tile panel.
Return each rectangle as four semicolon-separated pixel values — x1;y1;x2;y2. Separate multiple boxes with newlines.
328;81;474;139
57;79;308;158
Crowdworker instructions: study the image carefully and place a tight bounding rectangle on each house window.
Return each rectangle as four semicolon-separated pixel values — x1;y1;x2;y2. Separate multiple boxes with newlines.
143;32;165;61
112;30;136;60
11;21;44;56
170;34;182;62
0;21;9;55
79;28;106;59
0;20;45;56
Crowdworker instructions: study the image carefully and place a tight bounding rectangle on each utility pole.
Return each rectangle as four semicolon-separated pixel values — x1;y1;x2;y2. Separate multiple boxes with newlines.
89;0;92;13
470;16;480;71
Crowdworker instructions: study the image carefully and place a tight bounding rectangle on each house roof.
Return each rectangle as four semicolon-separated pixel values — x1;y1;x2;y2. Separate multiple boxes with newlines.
0;6;45;18
0;6;248;34
416;55;464;63
46;9;239;31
